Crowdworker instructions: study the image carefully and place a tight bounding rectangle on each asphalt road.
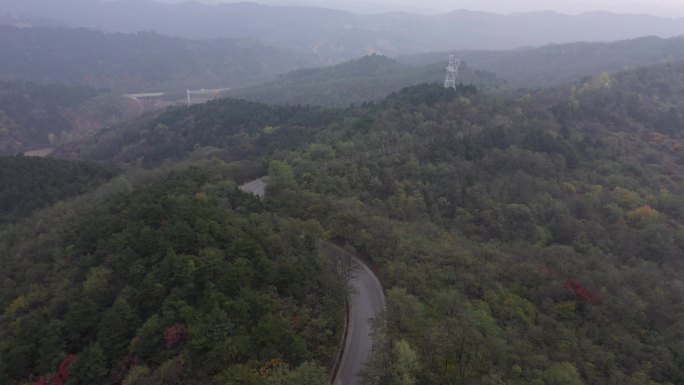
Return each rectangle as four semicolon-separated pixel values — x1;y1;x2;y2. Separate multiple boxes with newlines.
334;258;385;385
238;177;385;385
238;177;267;198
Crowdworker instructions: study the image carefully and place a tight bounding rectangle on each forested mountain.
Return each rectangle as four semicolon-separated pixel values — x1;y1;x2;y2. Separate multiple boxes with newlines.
0;26;315;92
49;60;684;384
231;54;503;107
54;99;345;168
0;155;115;223
267;63;684;385
264;65;684;385
0;164;345;385
399;35;684;88
4;0;684;61
5;2;684;385
0;81;141;155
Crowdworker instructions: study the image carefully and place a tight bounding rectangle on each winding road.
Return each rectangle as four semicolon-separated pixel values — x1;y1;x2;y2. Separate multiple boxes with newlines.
239;178;385;385
334;257;385;385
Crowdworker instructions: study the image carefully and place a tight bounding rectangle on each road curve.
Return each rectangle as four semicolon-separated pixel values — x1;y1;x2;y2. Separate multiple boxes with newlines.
238;177;385;385
334;257;385;385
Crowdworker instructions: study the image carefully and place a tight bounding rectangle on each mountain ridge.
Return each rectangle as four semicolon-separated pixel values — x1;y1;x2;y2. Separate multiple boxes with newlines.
5;0;684;60
230;54;503;107
0;25;316;92
399;35;684;88
44;59;684;384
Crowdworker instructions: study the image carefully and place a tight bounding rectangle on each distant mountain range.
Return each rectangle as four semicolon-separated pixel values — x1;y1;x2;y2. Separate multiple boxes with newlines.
0;25;316;92
3;23;684;103
3;0;684;62
399;35;684;88
232;34;684;107
230;54;503;107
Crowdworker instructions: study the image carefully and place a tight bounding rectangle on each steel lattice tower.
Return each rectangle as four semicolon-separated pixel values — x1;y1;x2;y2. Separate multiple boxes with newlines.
444;55;460;89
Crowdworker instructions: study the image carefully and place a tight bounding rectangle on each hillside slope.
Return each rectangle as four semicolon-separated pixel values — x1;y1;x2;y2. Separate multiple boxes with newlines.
0;155;115;223
54;99;345;168
0;26;315;92
265;65;684;385
0;81;144;156
16;57;684;385
399;35;684;88
231;54;503;107
0;165;344;385
54;60;684;384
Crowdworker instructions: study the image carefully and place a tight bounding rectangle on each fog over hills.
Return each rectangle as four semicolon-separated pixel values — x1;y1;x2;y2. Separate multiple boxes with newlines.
3;0;684;62
149;0;684;17
0;25;316;92
400;35;684;88
230;54;503;107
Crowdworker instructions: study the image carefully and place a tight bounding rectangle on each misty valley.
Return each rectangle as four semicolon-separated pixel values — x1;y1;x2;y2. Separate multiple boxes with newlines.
2;1;684;385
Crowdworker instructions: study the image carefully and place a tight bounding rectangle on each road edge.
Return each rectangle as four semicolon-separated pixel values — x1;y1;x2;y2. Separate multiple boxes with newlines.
330;251;386;385
328;298;350;385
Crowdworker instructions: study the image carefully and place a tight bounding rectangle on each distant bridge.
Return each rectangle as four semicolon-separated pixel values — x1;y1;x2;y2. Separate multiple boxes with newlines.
124;92;166;99
122;87;231;113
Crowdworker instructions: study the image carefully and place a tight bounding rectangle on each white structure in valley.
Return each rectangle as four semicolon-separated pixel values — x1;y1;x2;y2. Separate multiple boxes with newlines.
444;55;460;89
186;88;231;107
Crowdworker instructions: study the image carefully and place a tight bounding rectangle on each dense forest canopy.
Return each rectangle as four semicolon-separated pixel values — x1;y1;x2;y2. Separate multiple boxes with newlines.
0;164;345;385
4;29;684;384
50;60;684;384
54;99;346;168
262;64;684;385
0;155;115;224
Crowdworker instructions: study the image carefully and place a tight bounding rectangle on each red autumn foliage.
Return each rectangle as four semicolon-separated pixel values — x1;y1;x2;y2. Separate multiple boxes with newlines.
110;355;139;385
52;355;76;385
164;324;188;349
563;280;603;305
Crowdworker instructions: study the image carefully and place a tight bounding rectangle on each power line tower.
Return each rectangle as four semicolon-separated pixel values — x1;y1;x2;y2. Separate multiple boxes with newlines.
444;55;460;89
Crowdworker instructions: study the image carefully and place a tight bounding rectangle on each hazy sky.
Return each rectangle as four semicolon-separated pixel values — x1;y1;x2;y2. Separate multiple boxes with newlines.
186;0;684;16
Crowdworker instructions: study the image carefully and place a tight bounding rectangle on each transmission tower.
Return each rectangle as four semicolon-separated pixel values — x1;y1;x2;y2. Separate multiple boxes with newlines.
444;55;460;89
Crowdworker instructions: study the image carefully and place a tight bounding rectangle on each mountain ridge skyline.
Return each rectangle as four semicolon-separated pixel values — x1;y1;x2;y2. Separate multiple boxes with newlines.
4;0;684;63
151;0;684;17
